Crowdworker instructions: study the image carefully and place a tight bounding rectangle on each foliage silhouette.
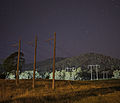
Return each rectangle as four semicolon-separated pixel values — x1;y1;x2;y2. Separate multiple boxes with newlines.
3;51;25;76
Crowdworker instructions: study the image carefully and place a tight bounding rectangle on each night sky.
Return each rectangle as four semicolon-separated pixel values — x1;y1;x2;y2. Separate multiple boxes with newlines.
0;0;120;63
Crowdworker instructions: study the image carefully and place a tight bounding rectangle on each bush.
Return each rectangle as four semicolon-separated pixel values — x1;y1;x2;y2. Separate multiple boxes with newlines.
0;73;6;79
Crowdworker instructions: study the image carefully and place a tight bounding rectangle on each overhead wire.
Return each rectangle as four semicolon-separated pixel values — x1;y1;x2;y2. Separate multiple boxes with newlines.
1;33;73;65
47;40;73;57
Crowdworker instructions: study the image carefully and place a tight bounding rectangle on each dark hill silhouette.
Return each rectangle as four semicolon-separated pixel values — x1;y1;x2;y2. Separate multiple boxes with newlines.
24;57;66;72
24;53;120;74
55;53;120;71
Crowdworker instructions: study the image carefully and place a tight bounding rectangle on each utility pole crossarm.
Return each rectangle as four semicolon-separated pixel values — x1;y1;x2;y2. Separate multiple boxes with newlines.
11;43;19;47
45;38;54;42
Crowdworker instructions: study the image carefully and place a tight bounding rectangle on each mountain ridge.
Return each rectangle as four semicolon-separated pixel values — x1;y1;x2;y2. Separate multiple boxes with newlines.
24;52;120;74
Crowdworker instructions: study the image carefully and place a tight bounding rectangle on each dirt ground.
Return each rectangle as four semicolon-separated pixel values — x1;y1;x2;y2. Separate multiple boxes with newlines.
0;79;120;103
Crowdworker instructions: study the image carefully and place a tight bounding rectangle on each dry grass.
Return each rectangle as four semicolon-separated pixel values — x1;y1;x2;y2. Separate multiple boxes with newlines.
75;91;120;103
0;79;120;103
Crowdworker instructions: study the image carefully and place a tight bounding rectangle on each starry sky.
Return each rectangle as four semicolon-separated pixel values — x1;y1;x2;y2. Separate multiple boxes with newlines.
0;0;120;63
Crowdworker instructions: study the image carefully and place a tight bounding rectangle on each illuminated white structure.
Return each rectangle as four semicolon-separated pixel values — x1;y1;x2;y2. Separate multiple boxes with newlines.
88;65;100;80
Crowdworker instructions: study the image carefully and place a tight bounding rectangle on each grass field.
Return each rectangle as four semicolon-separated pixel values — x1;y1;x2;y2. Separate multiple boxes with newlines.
0;79;120;103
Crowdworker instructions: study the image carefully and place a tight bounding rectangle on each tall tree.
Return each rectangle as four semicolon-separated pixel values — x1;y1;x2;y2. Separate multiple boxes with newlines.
3;52;25;76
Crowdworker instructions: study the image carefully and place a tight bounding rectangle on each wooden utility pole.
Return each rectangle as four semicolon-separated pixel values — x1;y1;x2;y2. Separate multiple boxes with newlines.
52;32;56;90
16;40;21;86
32;35;37;88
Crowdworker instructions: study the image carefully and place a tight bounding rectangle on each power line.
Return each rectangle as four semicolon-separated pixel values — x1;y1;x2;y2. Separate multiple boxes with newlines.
48;41;73;57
